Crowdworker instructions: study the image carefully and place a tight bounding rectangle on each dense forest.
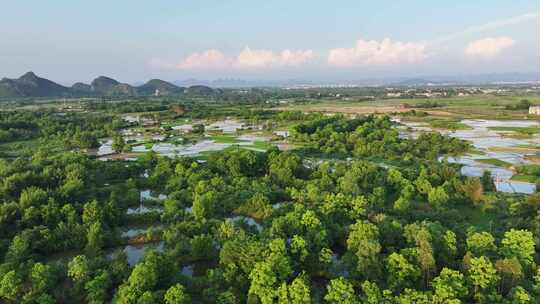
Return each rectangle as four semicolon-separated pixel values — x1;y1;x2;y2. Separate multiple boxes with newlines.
0;110;539;304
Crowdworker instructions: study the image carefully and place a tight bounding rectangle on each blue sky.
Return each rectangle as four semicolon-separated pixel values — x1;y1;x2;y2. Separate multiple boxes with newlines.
1;1;540;83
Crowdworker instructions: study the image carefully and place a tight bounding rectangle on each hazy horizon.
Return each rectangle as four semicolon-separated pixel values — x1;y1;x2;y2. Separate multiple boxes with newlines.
2;1;540;83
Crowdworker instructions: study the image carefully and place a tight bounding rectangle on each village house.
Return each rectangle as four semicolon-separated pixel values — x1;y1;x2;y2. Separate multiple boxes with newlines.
529;106;540;115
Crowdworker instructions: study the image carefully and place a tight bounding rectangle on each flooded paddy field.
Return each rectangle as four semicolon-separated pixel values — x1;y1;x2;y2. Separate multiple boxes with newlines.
403;119;539;192
401;118;539;194
95;118;288;160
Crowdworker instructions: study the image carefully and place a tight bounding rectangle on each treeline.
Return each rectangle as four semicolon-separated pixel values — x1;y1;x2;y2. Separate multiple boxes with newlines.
0;111;127;149
86;101;170;114
505;100;532;111
291;115;469;160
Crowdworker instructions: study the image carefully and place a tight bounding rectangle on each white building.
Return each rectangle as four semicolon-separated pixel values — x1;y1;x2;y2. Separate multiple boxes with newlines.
529;106;540;115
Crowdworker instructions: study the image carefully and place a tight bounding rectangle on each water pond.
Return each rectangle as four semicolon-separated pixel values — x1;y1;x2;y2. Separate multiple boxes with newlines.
107;242;164;266
401;119;538;194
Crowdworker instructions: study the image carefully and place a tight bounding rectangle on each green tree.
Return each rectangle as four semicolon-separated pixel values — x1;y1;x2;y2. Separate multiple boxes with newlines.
117;260;159;303
460;177;484;204
19;186;48;208
138;291;155;304
404;224;435;286
481;171;495;192
324;278;358;304
495;258;523;294
441;230;458;266
466;231;497;257
192;123;205;134
68;255;91;283
165;284;191;304
31;262;54;294
192;188;218;221
347;220;381;278
85;270;111;304
432;268;467;302
82;200;103;225
427;186;449;207
235;192;273;220
249;262;278;304
393;289;433;304
277;274;311;304
288;275;311;304
509;286;531;304
112;133;126;153
86;221;104;254
500;229;535;267
217;291;237;304
29;293;55;304
0;271;22;302
468;256;499;295
360;281;383;304
386;252;421;292
290;235;309;263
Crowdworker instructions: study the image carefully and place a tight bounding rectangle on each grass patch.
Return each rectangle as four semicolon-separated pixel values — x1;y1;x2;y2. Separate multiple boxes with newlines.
511;175;538;183
251;141;272;150
161;118;192;128
208;134;241;144
240;141;273;152
488;126;540;135
468;149;487;156
516;144;540;150
429;120;472;130
193;150;217;161
476;158;513;167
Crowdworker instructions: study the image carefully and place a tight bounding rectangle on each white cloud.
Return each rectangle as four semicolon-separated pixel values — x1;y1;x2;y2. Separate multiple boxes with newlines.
233;48;276;69
465;37;515;59
278;49;315;66
176;49;230;69
328;38;426;67
233;47;314;69
170;47;314;70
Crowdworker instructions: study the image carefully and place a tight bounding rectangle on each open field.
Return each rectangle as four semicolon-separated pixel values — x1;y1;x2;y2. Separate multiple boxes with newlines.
279;95;540;119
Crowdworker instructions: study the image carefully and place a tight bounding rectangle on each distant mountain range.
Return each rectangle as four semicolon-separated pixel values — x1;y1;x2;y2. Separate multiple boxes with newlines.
0;72;217;98
2;71;540;98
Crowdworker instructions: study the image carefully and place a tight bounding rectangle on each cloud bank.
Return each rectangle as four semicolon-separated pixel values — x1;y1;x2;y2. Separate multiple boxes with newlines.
465;37;515;59
176;49;229;69
327;38;427;67
173;47;314;70
234;47;314;69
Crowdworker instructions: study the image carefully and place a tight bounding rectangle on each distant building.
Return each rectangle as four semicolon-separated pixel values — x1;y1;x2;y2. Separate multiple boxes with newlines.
529;106;540;115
